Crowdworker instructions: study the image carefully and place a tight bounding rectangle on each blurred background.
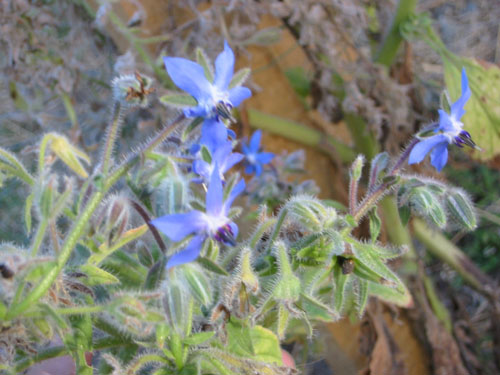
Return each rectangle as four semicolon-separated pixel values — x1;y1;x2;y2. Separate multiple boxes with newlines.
1;1;499;374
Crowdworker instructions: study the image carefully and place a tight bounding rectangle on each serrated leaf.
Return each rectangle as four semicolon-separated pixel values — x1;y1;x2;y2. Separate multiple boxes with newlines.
349;240;401;285
356;279;369;317
183;331;215;346
196;48;214;82
367;281;412;307
441;56;500;161
226;319;282;365
229;68;251;89
299;292;337;322
80;264;120;286
159;93;197;108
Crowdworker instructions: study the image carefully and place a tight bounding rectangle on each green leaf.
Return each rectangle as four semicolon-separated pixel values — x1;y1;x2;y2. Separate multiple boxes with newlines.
368;208;382;242
200;145;212;164
356;279;369;317
441;55;500;160
445;189;477;230
80;264;120;286
25;261;57;282
144;256;167;290
398;205;411;227
182;117;203;141
333;263;349;313
229;68;251;89
159;93;197;108
367;281;412;308
284;66;311;98
0;300;7;320
196;48;214;82
299;293;337;322
197;256;230;276
25;192;34;233
409;187;447;228
181;264;212;306
183;331;215;346
272;242;301;302
226;319;283;365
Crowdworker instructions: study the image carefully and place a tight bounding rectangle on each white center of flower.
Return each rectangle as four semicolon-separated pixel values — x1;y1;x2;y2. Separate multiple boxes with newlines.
246;153;257;165
205;213;229;236
199;85;230;116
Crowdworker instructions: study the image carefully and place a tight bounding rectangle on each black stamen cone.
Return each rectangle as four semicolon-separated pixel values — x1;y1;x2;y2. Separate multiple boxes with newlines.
215;101;236;123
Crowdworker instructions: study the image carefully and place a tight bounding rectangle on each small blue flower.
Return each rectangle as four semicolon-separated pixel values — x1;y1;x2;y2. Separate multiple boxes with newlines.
409;68;477;172
151;165;245;269
164;41;252;149
241;130;274;176
193;140;243;183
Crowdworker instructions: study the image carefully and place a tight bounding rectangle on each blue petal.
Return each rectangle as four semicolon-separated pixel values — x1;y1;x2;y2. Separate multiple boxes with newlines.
438;109;455;133
227;128;236;139
228;86;252;107
164;57;211;102
244;164;254;174
408;134;448;165
206;165;224;217
430;142;449;172
255;152;274;165
249;130;262;152
450;68;471;121
241;142;250;155
254;163;263;177
228;222;239;241
223;152;243;173
200;119;228;152
193;159;211;180
214;41;235;90
166;235;205;269
184;105;209;118
223;178;246;215
151;211;208;242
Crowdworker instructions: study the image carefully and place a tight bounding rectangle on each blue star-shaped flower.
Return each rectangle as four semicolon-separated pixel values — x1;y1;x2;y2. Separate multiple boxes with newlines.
409;68;477;172
151;165;245;269
241;130;274;176
164;41;252;150
193;140;243;183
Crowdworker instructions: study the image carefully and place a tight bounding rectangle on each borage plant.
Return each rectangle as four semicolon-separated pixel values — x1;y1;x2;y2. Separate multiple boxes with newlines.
0;42;478;375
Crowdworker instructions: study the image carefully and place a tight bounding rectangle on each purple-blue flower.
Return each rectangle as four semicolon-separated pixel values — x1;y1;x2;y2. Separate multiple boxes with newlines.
241;130;274;176
409;68;477;172
151;165;245;269
164;41;252;149
193;140;243;183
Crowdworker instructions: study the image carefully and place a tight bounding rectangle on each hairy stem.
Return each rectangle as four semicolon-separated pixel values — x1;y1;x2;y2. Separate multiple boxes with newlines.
101;101;123;176
6;116;185;319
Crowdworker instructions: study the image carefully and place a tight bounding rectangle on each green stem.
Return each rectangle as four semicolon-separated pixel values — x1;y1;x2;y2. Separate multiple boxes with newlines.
413;218;495;296
247;109;356;163
375;0;418;66
13;336;124;372
30;218;49;256
101;101;122;176
344;113;379;159
5;116;186;320
266;207;288;252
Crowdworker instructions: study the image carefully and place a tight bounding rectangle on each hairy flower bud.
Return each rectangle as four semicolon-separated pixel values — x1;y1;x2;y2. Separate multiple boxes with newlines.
112;72;154;108
105;195;130;244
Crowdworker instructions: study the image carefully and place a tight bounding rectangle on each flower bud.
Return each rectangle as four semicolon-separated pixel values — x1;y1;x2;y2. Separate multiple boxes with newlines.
105;195;130;244
163;274;193;337
350;155;365;183
445;189;477;230
112;72;154;108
